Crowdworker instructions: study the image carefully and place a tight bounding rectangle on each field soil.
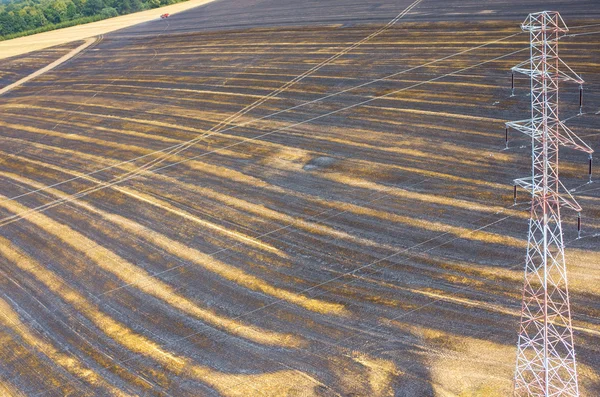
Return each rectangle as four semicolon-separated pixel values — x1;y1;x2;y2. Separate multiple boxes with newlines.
0;39;96;96
0;41;85;88
0;0;599;396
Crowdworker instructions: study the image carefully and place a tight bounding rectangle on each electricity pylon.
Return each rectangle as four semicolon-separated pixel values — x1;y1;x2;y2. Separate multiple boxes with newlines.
506;11;593;397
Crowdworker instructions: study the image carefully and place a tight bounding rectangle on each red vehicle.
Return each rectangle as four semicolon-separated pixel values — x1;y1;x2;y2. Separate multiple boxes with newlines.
161;13;170;19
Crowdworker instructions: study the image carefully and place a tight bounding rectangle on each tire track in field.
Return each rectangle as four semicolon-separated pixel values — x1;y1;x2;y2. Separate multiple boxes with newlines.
0;38;98;97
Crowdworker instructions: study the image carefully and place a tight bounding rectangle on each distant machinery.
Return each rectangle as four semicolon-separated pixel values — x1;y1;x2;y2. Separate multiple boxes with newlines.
506;11;593;397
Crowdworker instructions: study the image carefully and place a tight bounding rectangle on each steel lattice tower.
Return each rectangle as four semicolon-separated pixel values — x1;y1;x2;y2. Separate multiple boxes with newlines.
506;11;594;397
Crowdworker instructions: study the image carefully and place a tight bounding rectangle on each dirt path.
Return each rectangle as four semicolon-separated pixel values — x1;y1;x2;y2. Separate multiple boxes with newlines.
0;38;98;96
0;0;217;61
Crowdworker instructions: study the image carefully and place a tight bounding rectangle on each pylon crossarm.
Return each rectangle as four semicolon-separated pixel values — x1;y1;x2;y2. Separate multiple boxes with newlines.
514;176;542;194
557;194;583;213
506;119;594;153
511;185;582;215
557;179;583;212
513;66;583;84
558;122;594;154
511;59;532;76
557;58;584;85
506;119;546;141
506;119;534;134
511;66;535;78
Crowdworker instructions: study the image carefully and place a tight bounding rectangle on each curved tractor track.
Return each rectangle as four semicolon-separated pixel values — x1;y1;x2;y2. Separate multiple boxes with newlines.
0;38;99;97
0;0;599;396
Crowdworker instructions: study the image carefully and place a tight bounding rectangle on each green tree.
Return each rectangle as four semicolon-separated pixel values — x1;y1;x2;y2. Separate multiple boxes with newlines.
71;0;85;13
42;5;61;23
53;0;70;21
83;0;104;16
99;6;117;18
0;12;17;35
1;0;192;40
117;0;142;14
65;1;78;19
25;7;48;27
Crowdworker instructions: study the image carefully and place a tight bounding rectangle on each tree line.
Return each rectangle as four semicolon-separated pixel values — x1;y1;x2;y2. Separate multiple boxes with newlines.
0;0;182;40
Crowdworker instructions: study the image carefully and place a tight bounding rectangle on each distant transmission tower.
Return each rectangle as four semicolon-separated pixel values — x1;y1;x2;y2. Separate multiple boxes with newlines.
506;11;594;397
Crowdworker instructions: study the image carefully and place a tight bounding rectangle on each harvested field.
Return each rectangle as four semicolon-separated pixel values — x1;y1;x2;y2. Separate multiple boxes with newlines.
0;0;599;396
0;41;85;88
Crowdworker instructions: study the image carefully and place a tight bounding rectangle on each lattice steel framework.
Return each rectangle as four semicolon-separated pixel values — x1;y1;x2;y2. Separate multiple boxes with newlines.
507;11;593;397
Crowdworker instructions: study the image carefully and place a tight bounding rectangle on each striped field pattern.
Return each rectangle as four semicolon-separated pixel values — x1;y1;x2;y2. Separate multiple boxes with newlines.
0;4;599;396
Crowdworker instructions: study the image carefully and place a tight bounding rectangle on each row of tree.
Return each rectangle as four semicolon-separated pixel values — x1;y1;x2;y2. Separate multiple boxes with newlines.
0;0;180;39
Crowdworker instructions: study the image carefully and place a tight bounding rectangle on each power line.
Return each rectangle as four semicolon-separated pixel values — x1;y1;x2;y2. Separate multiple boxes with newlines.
0;31;522;211
0;46;527;228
